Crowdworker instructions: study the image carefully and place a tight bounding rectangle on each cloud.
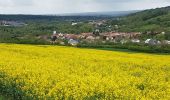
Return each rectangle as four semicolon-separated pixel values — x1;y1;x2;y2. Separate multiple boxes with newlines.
0;0;169;14
11;0;34;6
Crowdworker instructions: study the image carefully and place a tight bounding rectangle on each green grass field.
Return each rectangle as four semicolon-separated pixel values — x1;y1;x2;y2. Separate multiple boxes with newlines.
0;43;170;99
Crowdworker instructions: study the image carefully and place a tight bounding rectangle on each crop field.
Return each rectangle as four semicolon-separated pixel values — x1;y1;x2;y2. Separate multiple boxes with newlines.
0;44;170;99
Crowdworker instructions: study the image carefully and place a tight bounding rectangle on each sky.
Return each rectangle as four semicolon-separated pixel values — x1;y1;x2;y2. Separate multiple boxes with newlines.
0;0;170;14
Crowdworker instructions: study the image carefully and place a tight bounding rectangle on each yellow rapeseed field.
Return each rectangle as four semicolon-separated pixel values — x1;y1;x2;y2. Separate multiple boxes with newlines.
0;43;170;99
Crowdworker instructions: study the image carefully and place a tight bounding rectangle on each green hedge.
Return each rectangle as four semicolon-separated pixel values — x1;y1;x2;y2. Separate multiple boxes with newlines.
77;43;170;53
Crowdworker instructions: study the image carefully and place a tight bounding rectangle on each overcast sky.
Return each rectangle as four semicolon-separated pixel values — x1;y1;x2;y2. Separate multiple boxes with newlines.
0;0;169;14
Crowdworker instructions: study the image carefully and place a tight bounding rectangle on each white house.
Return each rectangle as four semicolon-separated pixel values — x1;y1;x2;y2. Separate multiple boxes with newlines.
131;39;140;43
72;22;78;26
145;39;151;44
161;32;165;35
68;39;79;46
53;31;57;35
145;39;158;45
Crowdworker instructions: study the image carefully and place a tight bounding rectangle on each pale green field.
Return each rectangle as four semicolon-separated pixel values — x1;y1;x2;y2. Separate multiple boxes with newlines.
0;44;170;99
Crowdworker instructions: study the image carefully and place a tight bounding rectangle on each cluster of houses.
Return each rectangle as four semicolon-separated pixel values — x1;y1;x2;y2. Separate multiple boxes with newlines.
0;20;26;27
88;20;107;27
50;31;170;46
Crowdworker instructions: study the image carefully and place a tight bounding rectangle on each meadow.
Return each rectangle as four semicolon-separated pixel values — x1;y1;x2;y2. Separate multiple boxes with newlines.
0;43;170;99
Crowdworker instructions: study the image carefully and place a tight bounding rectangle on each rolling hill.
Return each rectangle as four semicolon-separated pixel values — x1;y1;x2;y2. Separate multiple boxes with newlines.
59;10;139;17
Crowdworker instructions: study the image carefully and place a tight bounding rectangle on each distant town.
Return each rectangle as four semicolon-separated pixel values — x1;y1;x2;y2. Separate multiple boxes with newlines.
0;20;27;27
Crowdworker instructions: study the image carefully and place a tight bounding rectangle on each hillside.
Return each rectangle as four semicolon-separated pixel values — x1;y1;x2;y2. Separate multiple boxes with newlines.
0;10;137;21
0;44;170;99
117;6;170;34
60;10;139;17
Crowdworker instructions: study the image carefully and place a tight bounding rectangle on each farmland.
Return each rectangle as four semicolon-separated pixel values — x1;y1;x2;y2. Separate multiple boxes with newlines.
0;43;170;99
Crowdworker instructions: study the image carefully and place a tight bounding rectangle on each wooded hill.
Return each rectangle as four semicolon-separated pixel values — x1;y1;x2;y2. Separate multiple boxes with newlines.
117;6;170;36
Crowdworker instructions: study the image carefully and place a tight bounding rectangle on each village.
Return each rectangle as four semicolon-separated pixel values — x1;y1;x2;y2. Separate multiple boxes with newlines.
0;19;170;47
0;20;26;27
49;30;170;46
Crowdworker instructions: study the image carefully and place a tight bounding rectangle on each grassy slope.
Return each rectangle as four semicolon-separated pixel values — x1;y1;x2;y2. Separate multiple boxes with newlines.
0;44;170;99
